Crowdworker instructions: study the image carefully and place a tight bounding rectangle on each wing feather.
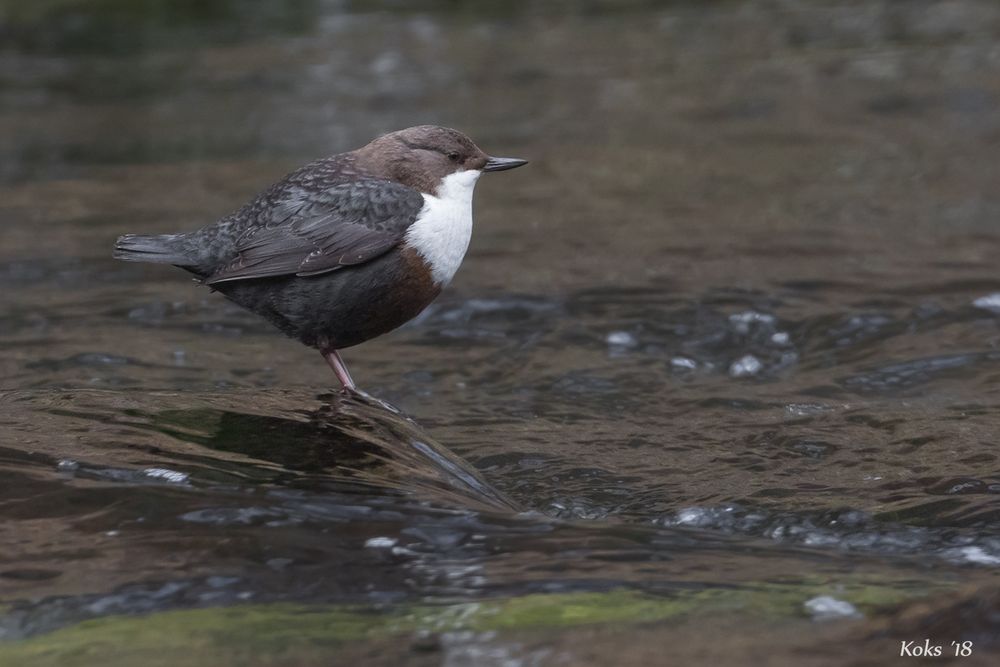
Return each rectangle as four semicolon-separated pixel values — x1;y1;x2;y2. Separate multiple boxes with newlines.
205;179;423;285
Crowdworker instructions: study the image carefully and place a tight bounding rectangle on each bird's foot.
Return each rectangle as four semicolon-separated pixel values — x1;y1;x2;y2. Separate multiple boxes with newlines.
321;348;357;390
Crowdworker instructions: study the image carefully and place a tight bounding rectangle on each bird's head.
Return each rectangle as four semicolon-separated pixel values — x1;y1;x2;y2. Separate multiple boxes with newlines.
363;125;527;196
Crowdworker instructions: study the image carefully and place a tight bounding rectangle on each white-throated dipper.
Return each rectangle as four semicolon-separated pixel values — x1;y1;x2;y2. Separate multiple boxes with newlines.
113;126;527;390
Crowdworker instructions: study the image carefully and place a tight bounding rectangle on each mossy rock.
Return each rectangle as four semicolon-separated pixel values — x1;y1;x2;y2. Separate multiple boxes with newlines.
0;578;948;667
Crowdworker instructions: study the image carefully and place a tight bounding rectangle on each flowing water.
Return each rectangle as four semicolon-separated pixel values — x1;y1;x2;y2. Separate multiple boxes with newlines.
2;1;1000;665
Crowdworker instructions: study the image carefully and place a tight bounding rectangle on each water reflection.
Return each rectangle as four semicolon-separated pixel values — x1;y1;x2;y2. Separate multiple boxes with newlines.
148;391;517;510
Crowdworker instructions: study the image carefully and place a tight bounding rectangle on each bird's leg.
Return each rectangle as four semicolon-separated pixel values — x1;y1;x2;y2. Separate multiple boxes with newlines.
321;348;356;391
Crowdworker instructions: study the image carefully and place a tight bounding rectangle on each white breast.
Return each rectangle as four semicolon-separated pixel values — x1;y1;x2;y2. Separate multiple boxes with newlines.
404;169;481;285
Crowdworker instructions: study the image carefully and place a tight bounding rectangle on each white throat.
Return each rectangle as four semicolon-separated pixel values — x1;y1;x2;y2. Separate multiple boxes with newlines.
405;169;481;285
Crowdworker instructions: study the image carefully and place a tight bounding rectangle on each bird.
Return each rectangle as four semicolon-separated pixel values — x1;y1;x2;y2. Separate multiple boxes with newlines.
113;125;527;390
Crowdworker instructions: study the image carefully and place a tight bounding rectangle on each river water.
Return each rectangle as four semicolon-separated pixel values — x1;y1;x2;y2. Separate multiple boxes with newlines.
2;1;1000;665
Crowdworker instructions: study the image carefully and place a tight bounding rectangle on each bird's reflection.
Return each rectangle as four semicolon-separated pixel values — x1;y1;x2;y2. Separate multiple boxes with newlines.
148;390;517;512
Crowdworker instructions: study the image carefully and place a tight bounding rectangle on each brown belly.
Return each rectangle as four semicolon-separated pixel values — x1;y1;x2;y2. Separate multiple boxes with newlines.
214;246;441;349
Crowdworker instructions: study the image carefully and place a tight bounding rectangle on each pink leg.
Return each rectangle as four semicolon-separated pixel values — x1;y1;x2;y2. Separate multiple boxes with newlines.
321;349;356;391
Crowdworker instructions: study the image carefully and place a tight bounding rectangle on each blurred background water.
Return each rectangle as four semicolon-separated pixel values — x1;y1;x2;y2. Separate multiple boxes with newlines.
2;1;1000;665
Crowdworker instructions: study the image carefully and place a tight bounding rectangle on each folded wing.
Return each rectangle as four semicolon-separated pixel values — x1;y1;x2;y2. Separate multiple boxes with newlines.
205;179;424;285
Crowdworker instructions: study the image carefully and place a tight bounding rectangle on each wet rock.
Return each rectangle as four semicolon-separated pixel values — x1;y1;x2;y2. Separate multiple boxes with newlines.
804;595;862;621
729;354;763;378
606;330;638;347
670;356;697;370
973;294;1000;313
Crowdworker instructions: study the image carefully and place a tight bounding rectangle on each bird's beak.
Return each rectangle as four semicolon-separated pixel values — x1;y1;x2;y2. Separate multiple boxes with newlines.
483;156;528;172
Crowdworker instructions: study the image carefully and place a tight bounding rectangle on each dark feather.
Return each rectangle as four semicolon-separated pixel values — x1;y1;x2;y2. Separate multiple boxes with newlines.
113;233;192;265
204;179;423;285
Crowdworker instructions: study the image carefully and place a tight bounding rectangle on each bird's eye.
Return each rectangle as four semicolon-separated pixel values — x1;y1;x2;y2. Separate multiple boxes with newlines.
447;151;461;162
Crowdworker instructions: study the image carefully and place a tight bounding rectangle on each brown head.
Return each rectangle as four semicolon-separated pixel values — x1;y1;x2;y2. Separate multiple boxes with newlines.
356;125;527;194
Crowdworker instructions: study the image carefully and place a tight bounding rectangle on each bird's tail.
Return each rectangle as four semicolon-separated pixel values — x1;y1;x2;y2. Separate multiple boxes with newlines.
113;234;191;265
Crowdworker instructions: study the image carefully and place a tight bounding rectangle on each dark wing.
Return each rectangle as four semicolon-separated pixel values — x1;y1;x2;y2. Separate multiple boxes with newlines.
205;179;424;285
